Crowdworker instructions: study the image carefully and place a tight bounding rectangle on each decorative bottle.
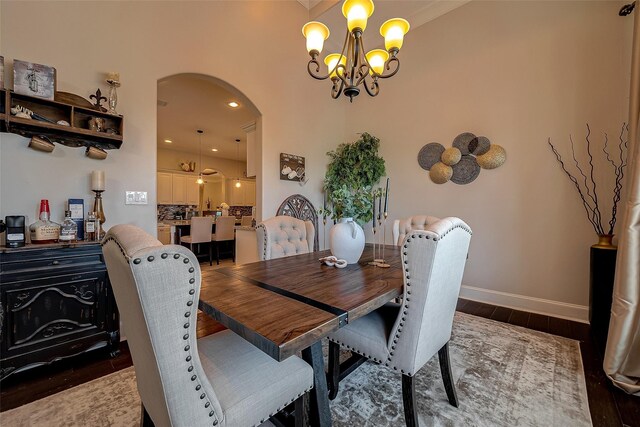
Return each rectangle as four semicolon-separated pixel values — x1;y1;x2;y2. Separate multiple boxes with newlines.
59;210;78;242
85;211;98;242
29;199;61;244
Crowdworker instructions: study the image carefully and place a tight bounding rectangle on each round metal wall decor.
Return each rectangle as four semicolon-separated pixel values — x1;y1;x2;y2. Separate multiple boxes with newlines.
469;136;491;155
417;143;445;170
450;155;481;184
416;132;506;185
441;147;462;166
477;144;507;169
452;132;476;155
429;162;453;184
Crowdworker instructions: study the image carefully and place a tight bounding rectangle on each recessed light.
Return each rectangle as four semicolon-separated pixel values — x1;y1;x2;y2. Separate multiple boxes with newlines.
164;139;172;143
227;101;239;108
211;148;218;152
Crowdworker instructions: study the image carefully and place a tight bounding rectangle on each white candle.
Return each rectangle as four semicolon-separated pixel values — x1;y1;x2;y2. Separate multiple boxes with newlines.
91;170;105;191
107;72;120;82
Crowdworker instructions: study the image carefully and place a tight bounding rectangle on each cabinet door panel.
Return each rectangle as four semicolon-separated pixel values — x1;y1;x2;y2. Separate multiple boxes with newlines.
244;181;256;206
4;273;106;352
157;173;173;205
172;175;187;204
187;180;200;206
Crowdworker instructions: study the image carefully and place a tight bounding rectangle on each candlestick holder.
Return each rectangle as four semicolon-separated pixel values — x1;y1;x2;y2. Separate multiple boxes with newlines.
93;190;106;239
378;212;390;268
368;221;378;266
106;78;120;115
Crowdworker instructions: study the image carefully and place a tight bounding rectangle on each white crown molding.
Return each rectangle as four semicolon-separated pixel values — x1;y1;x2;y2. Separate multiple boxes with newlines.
459;284;590;324
241;122;256;133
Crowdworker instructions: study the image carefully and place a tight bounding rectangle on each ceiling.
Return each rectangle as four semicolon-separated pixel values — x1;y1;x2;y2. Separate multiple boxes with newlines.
300;0;471;53
157;74;259;161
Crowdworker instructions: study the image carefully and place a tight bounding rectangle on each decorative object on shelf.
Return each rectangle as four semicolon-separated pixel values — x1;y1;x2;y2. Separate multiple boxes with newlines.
280;153;306;182
55;91;95;109
88;116;105;132
180;161;196;172
90;88;108;112
90;170;106;239
302;0;410;101
0;56;4;89
10;105;56;123
57;120;70;126
548;123;628;243
324;132;385;263
86;146;108;160
13;59;56;100
29;199;60;244
28;135;55;153
105;72;120;115
4;215;25;248
201;168;218;175
68;198;85;240
420;132;505;184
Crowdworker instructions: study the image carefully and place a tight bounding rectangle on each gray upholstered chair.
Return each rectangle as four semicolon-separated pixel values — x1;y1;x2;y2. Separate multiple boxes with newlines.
256;216;315;261
327;217;472;427
211;216;236;265
392;215;441;246
180;216;213;266
102;224;312;427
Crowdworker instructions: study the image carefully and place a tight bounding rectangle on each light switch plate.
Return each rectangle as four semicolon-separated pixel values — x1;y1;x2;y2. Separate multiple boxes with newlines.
125;191;148;205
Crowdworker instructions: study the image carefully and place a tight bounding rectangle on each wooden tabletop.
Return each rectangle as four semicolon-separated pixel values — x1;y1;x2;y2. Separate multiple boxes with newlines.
199;244;403;361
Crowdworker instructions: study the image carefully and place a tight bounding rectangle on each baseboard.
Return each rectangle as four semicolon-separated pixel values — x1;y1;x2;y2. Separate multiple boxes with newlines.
459;285;590;324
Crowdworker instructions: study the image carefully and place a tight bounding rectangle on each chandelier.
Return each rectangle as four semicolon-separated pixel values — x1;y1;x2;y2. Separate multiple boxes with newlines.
302;0;410;102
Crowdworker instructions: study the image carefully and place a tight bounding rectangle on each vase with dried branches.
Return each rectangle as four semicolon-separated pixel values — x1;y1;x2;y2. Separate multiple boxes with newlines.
548;123;629;248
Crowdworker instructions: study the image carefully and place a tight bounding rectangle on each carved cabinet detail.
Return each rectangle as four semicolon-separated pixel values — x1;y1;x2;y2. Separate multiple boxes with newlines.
0;243;119;380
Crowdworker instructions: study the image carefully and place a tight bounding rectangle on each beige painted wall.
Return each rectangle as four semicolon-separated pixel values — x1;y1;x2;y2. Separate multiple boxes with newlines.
0;1;345;235
345;1;630;319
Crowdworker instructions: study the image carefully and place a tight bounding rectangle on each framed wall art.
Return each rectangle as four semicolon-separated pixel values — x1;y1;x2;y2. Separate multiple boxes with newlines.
13;59;57;100
280;153;306;182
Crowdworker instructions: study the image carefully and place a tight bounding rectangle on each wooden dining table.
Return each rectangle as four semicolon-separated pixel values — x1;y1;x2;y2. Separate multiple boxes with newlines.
198;244;404;427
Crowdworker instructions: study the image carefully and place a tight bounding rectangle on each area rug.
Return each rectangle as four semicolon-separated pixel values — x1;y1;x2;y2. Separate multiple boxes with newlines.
0;313;591;427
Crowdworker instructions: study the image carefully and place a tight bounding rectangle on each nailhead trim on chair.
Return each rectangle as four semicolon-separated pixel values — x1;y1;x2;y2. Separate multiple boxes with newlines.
138;251;221;427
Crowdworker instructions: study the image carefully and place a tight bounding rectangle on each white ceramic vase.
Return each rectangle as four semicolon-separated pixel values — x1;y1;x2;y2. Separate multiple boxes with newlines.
329;218;365;264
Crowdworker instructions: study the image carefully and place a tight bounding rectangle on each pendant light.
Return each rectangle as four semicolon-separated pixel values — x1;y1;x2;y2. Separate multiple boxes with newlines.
196;130;204;185
235;138;242;188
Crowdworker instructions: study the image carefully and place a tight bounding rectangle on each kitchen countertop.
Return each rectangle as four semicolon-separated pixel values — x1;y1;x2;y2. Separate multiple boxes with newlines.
159;220;191;226
235;226;256;231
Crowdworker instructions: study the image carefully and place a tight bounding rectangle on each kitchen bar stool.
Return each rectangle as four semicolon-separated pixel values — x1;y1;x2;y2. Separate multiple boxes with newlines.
180;216;214;266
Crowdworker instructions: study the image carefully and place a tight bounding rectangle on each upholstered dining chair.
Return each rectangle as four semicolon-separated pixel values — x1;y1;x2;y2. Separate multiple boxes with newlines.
102;224;312;427
211;216;236;265
327;217;472;427
180;216;214;266
392;215;441;246
256;216;315;261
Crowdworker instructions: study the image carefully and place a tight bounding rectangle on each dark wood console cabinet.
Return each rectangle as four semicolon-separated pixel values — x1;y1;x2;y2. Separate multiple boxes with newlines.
0;242;119;380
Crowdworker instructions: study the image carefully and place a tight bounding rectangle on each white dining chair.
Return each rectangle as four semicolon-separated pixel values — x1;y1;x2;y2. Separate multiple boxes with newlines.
392;215;441;246
327;217;472;427
256;216;314;261
241;216;253;227
102;225;312;427
180;216;213;266
212;216;236;265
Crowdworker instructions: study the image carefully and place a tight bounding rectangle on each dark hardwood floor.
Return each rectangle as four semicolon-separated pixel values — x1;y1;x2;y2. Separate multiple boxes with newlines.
1;266;638;426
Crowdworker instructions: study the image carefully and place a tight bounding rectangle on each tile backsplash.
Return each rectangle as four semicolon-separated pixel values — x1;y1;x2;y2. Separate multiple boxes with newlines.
157;205;254;221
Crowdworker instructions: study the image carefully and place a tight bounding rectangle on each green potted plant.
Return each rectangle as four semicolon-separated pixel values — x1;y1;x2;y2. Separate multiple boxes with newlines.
323;132;386;263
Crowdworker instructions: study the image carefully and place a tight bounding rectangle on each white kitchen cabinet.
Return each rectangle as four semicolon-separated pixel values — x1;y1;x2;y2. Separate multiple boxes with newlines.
157;173;173;205
187;180;200;206
243;181;256;206
172;175;187;205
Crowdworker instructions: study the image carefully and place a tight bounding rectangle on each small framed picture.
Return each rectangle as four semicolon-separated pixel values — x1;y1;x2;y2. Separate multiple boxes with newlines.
280;153;306;181
13;59;56;100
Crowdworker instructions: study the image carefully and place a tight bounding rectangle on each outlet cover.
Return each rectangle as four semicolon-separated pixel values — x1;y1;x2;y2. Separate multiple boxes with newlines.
125;191;148;205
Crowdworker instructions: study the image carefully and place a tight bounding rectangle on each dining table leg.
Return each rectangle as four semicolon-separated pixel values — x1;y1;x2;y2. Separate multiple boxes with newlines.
302;341;332;427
